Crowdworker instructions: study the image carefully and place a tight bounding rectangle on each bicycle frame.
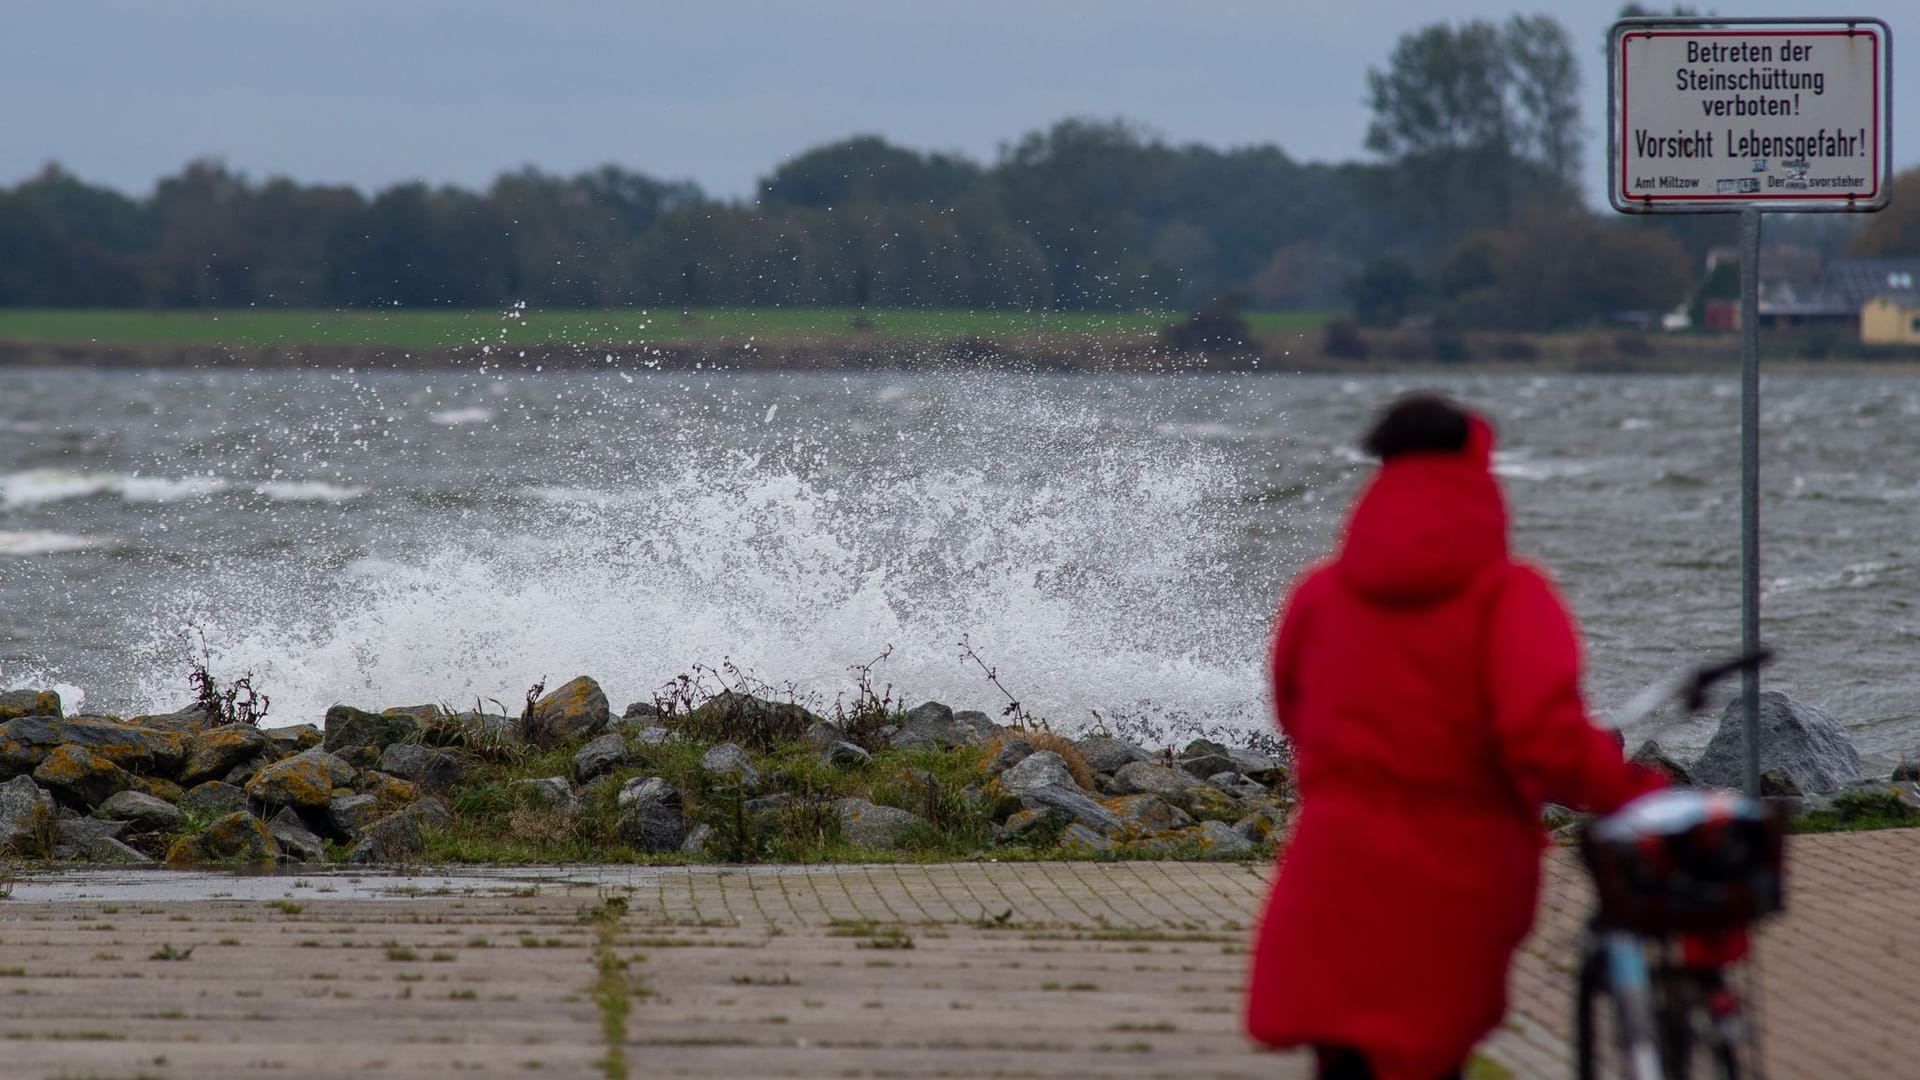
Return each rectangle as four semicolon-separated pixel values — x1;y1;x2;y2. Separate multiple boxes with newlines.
1574;907;1758;1076
1588;927;1663;1080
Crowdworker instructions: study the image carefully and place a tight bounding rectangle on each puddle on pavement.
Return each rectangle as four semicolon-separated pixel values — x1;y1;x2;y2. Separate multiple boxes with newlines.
2;862;901;903
4;866;598;902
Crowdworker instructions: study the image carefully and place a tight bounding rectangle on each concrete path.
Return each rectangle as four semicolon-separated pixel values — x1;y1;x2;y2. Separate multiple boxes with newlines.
1;829;1913;1078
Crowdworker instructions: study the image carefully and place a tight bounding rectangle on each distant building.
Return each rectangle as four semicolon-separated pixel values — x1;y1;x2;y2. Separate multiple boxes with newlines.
1705;244;1824;288
1861;296;1920;346
1758;257;1920;333
1702;299;1740;332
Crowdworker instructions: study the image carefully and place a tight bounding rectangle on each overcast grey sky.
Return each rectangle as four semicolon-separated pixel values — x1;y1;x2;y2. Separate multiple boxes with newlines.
3;1;1909;209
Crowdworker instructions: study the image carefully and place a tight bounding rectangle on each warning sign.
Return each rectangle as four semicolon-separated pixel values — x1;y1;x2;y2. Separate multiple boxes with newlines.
1611;21;1888;211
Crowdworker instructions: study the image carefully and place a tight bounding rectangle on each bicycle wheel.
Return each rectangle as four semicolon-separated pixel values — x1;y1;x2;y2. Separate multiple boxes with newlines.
1657;1004;1746;1080
1660;966;1752;1080
1653;968;1695;1080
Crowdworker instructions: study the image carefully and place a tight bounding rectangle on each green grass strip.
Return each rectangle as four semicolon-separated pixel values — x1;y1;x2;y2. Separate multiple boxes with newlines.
0;306;1326;349
588;896;632;1080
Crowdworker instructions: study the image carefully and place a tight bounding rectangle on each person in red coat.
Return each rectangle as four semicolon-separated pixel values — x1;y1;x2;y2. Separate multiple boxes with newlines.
1243;394;1665;1080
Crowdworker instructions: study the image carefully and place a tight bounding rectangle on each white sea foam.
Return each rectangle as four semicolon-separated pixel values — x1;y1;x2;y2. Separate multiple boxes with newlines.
0;469;228;508
0;469;364;509
429;407;495;426
1153;420;1243;439
252;481;365;503
0;530;108;555
128;389;1271;740
1491;451;1597;482
1765;561;1900;598
523;486;613;506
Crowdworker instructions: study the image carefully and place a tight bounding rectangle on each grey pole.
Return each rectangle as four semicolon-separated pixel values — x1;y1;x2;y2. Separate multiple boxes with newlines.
1740;206;1762;797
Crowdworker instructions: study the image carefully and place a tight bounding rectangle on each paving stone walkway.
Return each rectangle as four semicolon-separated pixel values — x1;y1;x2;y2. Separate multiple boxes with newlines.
0;829;1912;1078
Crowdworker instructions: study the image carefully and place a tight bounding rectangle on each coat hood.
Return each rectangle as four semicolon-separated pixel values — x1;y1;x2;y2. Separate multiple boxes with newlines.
1335;415;1508;606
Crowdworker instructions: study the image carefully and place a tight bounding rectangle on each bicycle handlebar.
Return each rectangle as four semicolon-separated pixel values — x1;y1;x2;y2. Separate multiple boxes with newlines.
1604;648;1774;733
1678;648;1774;712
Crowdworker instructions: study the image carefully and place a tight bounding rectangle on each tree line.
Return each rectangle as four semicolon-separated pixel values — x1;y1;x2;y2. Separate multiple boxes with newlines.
0;126;1395;315
1;10;1904;330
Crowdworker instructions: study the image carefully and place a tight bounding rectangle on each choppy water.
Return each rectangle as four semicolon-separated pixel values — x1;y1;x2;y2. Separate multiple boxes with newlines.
2;367;1916;772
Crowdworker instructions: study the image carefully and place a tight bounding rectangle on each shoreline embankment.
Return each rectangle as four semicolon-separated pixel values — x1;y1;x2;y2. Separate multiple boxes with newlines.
4;330;1913;375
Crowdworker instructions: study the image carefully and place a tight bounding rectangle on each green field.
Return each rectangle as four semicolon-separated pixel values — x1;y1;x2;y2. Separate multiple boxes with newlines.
0;307;1327;349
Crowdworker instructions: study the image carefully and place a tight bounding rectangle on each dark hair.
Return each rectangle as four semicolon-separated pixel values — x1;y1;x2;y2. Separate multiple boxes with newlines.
1362;393;1473;460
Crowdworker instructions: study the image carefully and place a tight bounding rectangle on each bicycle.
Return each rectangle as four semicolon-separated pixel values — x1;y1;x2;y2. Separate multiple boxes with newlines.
1574;650;1787;1080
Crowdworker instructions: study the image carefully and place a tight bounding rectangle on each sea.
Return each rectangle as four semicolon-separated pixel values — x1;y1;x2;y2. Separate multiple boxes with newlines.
3;366;1916;773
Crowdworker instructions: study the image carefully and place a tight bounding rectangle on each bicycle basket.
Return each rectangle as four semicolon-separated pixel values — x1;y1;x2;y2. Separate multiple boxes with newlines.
1580;789;1786;934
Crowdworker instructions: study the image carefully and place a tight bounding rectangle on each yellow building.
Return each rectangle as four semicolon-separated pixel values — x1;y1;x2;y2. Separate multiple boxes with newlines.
1861;296;1920;345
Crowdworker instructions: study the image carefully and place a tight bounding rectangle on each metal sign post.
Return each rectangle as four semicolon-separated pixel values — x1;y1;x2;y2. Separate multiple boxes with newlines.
1609;16;1892;796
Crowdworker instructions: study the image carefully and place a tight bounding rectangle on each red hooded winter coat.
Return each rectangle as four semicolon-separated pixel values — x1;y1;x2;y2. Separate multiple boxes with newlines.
1244;418;1663;1080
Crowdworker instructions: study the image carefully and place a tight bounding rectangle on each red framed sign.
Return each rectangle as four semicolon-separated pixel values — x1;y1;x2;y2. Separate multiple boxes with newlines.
1610;17;1891;213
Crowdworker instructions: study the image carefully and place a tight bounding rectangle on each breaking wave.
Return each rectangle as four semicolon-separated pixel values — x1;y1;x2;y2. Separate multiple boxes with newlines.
123;377;1275;738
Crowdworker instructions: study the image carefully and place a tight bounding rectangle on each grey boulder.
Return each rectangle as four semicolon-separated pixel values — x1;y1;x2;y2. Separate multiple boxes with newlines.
885;729;941;753
532;676;612;740
680;823;716;856
55;816;129;858
33;745;134;808
179;724;271;786
511;776;576;811
1193;819;1257;858
323;705;422;753
572;733;629;783
986;739;1035;775
246;747;357;810
0;688;62;722
1630;740;1695;786
0;775;55;853
346;798;451;864
1691;692;1861;795
1019;784;1124;837
377;743;465;792
97;789;184;832
347;811;422;865
1074;736;1152;774
1206;772;1268;799
820;741;872;768
1058;823;1116;853
897;702;1000;748
998;751;1076;797
1110;761;1194;802
327;793;382;838
1180;740;1284;785
180;780;247;817
700;743;760;792
617;777;685;853
267;808;329;862
834;797;925;849
88;836;152;864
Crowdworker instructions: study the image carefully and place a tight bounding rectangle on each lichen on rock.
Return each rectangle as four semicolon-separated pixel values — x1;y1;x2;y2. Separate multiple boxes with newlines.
534;676;612;741
0;689;62;723
33;744;135;808
246;747;356;809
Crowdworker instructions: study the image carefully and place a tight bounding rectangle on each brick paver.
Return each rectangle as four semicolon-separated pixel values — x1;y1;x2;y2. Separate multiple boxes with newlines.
1490;828;1920;1077
0;830;1912;1078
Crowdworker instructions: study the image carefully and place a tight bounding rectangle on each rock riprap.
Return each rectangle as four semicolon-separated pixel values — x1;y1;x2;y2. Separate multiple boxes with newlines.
0;681;1300;867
